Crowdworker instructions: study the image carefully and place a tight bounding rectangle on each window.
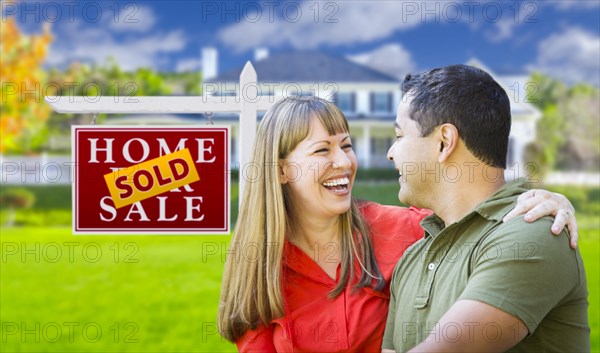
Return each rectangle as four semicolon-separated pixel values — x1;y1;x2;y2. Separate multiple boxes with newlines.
371;92;393;113
507;138;515;167
370;137;394;155
335;92;355;113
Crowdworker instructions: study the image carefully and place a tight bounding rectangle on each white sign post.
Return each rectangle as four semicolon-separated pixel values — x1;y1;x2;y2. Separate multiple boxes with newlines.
46;62;282;207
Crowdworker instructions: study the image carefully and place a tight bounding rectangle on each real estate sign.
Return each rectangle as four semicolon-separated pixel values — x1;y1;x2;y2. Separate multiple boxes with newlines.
72;126;230;234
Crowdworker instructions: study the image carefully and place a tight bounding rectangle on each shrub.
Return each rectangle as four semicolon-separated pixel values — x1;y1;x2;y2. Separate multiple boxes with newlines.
0;188;35;209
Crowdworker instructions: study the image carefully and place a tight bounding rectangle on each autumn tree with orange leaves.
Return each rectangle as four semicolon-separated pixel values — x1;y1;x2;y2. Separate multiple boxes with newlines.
0;16;53;153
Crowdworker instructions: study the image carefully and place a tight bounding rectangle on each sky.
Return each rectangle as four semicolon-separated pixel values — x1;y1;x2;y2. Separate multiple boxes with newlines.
4;0;600;85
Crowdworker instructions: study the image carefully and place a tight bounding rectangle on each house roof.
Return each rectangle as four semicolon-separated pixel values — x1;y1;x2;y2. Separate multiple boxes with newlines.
208;51;399;83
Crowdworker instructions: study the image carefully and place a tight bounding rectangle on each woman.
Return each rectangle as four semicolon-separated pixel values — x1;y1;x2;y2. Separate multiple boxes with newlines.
218;96;577;352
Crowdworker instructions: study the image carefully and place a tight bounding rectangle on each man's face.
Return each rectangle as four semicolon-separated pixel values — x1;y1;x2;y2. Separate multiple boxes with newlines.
387;95;439;207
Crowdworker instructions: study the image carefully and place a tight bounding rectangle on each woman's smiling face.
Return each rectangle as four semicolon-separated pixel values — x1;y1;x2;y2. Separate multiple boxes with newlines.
282;117;357;219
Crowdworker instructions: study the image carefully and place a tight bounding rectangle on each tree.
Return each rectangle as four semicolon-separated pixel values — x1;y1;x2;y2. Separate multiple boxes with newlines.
525;73;567;177
46;58;174;130
0;18;53;154
556;84;600;170
526;73;600;174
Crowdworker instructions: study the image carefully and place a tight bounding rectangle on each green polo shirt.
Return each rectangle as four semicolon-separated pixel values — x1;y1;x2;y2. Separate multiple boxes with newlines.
382;180;589;352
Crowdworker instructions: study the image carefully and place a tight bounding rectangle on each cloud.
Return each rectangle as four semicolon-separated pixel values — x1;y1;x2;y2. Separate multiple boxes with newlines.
528;27;600;85
483;2;540;43
218;1;424;52
46;18;186;71
485;17;518;43
218;1;553;51
108;4;157;33
176;58;201;73
347;43;416;79
546;0;600;11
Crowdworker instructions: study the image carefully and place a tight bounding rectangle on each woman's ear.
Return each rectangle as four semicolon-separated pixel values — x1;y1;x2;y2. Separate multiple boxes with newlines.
437;123;459;163
279;160;288;184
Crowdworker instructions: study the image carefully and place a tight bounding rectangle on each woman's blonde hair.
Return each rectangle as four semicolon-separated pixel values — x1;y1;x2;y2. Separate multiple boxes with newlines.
217;96;383;342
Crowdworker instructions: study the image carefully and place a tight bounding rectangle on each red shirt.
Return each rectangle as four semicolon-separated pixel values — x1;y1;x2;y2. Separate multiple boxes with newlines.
236;203;431;352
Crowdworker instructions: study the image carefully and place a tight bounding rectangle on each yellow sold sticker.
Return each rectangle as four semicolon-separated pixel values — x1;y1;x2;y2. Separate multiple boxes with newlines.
104;148;200;209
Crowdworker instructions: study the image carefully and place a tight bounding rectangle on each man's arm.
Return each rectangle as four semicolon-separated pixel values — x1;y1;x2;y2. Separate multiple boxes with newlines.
381;251;407;353
381;278;399;352
408;300;528;353
409;217;584;353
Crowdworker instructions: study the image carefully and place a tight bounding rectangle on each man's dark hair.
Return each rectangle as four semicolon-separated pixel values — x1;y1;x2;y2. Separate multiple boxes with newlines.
401;64;511;168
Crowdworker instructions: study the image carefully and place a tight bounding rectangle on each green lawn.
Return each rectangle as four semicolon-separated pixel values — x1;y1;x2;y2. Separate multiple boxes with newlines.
1;183;598;352
1;229;237;352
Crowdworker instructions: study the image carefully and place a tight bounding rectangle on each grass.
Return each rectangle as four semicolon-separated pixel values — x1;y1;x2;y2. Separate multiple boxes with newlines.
1;182;598;352
1;229;236;352
583;232;600;353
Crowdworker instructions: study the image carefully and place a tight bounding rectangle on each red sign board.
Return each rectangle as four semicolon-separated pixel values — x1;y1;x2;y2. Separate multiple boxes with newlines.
72;126;230;234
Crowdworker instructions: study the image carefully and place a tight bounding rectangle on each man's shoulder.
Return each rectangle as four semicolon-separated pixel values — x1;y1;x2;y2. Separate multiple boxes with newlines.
459;215;588;344
470;214;582;282
483;214;570;249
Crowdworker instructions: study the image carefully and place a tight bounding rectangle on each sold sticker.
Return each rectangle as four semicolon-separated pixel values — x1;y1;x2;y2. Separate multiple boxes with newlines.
104;148;200;209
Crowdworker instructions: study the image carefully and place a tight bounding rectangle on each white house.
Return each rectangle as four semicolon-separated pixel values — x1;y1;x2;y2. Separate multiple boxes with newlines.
106;49;541;177
201;48;402;169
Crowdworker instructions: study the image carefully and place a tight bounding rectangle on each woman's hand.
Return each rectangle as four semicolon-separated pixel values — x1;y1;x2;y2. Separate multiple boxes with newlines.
503;189;578;249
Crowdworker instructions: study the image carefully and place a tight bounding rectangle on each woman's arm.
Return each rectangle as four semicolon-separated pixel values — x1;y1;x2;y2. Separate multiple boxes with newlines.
503;189;578;249
236;324;276;353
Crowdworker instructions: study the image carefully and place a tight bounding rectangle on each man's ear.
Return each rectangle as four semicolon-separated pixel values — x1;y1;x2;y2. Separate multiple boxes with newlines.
437;123;459;163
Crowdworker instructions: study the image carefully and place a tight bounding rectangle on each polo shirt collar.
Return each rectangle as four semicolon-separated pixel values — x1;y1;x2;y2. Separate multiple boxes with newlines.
420;214;446;239
473;178;531;221
420;179;531;238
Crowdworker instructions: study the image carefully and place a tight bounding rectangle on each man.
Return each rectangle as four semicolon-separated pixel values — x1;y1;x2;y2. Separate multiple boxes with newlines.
382;65;589;352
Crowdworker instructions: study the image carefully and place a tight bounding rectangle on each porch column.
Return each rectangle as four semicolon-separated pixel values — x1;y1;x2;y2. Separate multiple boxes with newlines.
361;125;371;168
